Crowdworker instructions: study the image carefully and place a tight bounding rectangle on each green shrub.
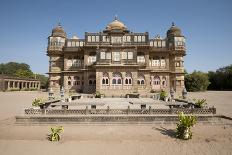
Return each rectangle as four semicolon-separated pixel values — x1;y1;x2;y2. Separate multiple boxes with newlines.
49;126;64;141
194;99;207;108
32;98;44;106
185;71;210;92
176;112;196;140
159;90;168;100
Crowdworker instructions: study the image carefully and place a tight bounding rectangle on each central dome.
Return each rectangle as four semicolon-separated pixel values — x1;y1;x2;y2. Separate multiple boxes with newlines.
106;16;127;31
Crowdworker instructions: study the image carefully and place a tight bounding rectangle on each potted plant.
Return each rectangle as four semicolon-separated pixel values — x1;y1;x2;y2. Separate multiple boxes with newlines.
32;98;44;109
176;112;196;140
194;99;207;108
49;126;64;141
159;90;168;101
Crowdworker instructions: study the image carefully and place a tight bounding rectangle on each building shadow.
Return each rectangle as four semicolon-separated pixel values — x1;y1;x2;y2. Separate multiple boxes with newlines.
153;127;176;138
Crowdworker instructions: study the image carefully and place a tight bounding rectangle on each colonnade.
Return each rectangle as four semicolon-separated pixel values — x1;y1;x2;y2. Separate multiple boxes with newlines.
5;80;40;90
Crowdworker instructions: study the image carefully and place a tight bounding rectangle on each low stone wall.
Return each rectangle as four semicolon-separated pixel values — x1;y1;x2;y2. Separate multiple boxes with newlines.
15;115;221;124
24;107;216;115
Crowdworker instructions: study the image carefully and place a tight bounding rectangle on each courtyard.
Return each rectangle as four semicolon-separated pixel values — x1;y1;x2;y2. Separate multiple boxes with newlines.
0;91;231;155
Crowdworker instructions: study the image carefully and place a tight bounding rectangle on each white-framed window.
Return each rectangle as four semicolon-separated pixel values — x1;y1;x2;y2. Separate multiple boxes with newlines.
137;55;145;63
162;41;166;47
113;52;120;61
96;36;99;42
124;72;132;85
71;41;75;47
137;74;145;85
151;59;160;66
134;36;137;42
67;60;72;67
102;72;109;85
67;41;71;47
128;52;133;59
88;36;91;42
157;41;162;47
88;56;96;64
153;77;160;85
106;52;111;59
154;41;157;47
100;52;106;59
112;72;122;85
102;36;109;42
138;36;141;42
111;36;122;43
141;36;145;42
122;52;127;59
150;41;153;46
160;59;166;67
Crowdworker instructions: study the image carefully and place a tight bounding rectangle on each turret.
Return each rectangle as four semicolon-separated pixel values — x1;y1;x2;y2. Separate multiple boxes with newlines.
166;22;185;52
47;23;66;52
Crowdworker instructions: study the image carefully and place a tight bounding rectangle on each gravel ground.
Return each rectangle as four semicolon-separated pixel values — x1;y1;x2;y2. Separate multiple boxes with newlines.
0;91;231;155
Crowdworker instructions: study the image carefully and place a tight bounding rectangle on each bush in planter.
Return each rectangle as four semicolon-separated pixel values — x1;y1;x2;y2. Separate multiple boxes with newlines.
49;126;64;141
194;99;207;108
32;98;44;107
159;90;168;101
94;91;101;98
176;112;196;140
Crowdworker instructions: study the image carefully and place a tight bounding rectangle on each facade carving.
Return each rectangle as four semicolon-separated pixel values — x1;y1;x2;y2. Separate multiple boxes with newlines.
47;18;186;96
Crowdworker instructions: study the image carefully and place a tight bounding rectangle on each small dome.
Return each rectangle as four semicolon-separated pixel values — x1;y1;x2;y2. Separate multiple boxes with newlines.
106;16;127;31
51;23;67;38
167;22;182;37
71;35;79;39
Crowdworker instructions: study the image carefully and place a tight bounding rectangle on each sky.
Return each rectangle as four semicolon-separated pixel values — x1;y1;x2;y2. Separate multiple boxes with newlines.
0;0;231;75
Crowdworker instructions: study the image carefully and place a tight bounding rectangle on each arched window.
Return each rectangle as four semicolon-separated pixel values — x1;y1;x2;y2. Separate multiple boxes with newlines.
162;77;167;87
124;72;132;85
67;76;72;86
112;72;122;85
153;76;160;85
137;74;145;85
88;74;96;86
74;76;81;85
102;72;109;85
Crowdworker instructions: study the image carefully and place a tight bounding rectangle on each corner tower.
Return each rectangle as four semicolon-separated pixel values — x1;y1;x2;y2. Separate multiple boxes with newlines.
47;23;66;92
166;22;186;92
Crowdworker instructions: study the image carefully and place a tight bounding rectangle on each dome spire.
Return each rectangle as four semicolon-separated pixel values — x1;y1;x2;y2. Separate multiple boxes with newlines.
172;22;175;27
114;14;118;20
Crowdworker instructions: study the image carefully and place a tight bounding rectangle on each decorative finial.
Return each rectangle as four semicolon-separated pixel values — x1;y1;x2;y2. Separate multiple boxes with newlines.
58;21;61;27
115;14;118;20
172;22;175;27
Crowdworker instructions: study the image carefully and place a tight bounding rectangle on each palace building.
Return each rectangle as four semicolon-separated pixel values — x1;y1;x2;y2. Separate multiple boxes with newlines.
47;17;186;96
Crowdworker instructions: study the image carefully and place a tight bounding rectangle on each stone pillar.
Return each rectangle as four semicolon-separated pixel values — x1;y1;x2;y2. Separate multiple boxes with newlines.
17;81;19;88
132;71;138;93
38;82;41;89
7;81;10;90
95;71;101;92
13;81;15;88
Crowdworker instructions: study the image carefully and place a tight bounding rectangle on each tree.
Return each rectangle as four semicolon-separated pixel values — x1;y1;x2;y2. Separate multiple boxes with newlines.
35;74;49;89
185;71;210;92
208;65;232;90
0;62;33;77
15;69;34;78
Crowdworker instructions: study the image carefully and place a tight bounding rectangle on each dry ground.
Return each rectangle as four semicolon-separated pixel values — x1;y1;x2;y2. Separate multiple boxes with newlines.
0;91;232;155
